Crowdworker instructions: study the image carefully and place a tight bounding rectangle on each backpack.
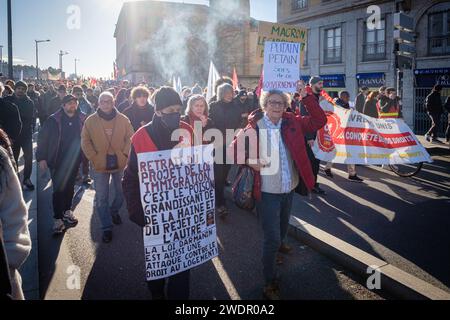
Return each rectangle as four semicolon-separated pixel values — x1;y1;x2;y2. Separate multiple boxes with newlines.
231;165;255;211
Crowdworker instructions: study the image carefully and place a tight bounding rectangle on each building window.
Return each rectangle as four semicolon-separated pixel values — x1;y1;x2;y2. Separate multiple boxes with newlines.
363;19;386;61
428;11;450;56
324;27;342;64
292;0;307;11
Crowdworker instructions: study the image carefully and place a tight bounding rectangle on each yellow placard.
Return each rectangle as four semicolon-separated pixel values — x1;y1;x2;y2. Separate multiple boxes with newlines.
256;21;308;65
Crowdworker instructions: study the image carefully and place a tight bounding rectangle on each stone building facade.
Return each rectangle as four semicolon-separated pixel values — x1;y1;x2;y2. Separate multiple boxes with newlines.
278;0;450;134
114;0;261;88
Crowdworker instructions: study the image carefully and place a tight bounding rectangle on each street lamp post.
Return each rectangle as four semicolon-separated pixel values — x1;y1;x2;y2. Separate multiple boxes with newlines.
59;50;69;75
35;39;50;80
0;45;3;76
7;0;13;79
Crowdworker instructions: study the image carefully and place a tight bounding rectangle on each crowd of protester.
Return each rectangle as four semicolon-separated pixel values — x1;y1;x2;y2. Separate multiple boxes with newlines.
0;72;448;301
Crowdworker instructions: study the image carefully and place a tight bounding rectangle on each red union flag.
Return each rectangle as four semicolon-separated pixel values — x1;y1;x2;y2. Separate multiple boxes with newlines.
313;94;432;165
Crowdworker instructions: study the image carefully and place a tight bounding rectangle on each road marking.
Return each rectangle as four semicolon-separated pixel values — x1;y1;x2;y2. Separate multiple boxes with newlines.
211;255;241;300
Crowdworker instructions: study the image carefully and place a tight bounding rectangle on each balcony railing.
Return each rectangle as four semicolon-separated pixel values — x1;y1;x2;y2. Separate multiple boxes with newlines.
429;36;450;56
324;48;342;64
363;42;386;61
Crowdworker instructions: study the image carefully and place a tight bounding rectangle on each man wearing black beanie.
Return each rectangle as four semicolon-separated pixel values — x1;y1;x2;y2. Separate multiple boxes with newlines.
123;86;194;300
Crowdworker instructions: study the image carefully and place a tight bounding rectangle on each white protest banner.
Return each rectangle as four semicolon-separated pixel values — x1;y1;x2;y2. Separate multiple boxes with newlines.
263;41;300;93
137;144;218;281
313;92;433;165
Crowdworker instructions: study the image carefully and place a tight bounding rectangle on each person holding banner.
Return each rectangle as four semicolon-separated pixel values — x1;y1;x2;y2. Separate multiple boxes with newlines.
355;87;369;114
377;88;402;119
230;81;327;300
362;91;379;119
324;91;364;183
122;87;194;300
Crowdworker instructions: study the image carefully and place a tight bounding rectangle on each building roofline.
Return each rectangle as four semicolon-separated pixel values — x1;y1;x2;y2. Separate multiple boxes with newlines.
114;0;212;37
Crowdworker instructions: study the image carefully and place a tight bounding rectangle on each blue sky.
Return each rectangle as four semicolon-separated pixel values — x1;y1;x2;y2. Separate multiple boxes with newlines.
0;0;277;78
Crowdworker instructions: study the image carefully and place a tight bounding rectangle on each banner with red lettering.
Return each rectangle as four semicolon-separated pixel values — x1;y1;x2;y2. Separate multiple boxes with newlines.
312;92;432;165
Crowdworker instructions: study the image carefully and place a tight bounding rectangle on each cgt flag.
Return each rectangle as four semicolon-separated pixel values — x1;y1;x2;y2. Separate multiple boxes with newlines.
313;92;432;165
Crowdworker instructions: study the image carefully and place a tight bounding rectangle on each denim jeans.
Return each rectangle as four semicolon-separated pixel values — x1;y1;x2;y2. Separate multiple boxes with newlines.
93;170;124;231
256;191;294;285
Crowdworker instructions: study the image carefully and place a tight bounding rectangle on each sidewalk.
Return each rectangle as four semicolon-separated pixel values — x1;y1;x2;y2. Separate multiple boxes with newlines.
18;141;39;300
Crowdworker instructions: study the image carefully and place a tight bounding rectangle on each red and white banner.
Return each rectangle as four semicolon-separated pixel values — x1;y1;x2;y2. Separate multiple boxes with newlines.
312;92;432;165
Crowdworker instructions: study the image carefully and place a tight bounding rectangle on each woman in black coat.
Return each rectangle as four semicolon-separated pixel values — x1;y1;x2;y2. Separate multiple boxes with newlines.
362;91;379;118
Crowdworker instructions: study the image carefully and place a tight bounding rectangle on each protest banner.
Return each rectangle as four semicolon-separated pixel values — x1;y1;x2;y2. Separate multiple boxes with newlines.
263;41;300;93
137;144;218;281
312;92;433;165
256;21;307;65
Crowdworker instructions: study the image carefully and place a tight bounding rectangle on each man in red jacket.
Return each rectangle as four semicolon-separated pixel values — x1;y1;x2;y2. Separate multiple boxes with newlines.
122;87;193;300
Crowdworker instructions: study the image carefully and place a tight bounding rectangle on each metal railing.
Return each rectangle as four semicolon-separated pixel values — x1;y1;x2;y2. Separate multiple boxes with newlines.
428;36;450;56
414;87;449;137
363;42;386;61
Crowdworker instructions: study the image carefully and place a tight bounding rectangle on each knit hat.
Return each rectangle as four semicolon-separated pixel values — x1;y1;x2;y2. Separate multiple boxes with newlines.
62;94;78;105
309;76;322;86
154;86;182;112
15;81;28;90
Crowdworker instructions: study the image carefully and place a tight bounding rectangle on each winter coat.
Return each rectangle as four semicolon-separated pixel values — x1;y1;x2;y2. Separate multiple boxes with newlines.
0;98;22;142
81;111;134;173
181;114;215;144
209;100;247;137
334;98;351;110
0;146;31;300
123;102;155;132
48;96;64;118
377;96;401;118
4;95;35;138
355;93;366;113
78;97;93;116
230;91;327;201
425;91;443;114
36;109;86;170
40;90;57;122
363;99;379;119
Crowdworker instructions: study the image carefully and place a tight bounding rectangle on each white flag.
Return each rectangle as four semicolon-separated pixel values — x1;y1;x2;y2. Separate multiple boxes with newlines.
20;70;24;81
177;77;182;94
206;61;220;103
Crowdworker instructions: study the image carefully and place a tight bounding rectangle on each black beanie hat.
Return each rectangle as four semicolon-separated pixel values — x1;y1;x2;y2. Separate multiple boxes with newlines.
62;94;78;105
154;86;182;112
